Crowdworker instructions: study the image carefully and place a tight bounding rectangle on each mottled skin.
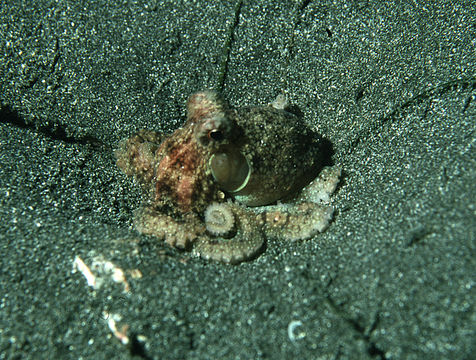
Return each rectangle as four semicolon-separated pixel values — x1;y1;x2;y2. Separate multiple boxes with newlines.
228;105;324;206
116;90;339;263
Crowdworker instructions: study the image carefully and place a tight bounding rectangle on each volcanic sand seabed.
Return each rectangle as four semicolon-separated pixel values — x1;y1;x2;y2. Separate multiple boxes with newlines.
0;1;474;359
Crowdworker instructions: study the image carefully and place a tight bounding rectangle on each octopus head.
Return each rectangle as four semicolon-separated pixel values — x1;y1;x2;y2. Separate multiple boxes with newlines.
186;90;252;195
187;90;235;147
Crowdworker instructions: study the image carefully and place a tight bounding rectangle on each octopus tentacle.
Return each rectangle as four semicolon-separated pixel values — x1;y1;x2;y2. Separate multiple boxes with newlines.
193;204;265;264
261;202;334;241
134;205;205;250
297;165;342;203
259;165;341;242
115;130;165;190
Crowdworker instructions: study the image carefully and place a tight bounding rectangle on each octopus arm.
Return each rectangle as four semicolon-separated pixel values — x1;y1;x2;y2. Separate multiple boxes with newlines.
193;234;264;264
134;205;205;250
192;204;265;264
261;165;341;241
262;202;334;241
115;130;165;189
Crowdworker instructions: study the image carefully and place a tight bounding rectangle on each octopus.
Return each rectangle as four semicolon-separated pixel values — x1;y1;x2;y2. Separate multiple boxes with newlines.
116;90;341;264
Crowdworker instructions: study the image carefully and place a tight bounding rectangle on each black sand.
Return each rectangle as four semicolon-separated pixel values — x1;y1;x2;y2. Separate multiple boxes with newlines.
0;1;474;359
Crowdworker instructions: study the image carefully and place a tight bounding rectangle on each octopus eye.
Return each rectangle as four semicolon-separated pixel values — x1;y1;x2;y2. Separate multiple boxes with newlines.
208;129;223;141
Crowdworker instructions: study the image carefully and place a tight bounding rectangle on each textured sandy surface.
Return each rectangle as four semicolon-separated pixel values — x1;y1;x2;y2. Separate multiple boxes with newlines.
1;1;474;359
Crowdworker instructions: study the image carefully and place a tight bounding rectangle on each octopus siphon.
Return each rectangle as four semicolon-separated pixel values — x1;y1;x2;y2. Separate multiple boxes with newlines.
116;90;341;264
